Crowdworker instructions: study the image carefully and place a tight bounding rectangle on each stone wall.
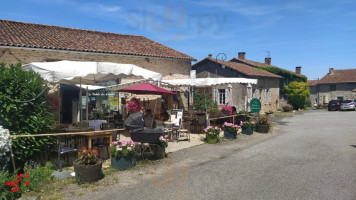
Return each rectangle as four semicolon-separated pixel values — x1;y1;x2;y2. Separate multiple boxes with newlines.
0;47;191;80
194;60;280;113
316;83;356;104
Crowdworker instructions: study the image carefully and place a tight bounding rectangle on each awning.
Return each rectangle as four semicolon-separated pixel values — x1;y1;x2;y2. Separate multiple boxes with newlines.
162;78;257;86
22;60;162;84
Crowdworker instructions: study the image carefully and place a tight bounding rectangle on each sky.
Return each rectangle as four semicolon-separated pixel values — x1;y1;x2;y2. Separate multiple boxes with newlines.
1;0;356;80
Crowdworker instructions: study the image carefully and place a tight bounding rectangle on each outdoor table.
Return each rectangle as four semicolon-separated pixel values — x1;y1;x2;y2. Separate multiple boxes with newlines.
89;120;107;131
78;131;113;158
164;121;175;141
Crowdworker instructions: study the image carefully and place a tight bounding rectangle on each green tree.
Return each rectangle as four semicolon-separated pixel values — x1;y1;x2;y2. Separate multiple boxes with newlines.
0;63;55;170
285;81;310;109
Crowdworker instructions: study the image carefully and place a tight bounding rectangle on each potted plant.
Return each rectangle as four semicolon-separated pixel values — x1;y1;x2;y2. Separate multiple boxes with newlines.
255;117;270;133
153;136;168;159
73;147;104;183
127;97;141;114
223;122;240;139
241;120;255;135
110;140;137;170
204;126;221;144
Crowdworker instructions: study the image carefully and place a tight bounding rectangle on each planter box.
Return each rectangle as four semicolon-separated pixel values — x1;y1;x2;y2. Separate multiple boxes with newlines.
256;124;269;133
206;134;218;144
224;130;237;139
111;155;136;170
73;159;104;183
241;127;253;135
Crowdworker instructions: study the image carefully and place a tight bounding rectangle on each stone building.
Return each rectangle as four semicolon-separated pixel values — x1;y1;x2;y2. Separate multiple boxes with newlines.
192;55;282;113
230;52;307;107
309;68;356;105
0;19;195;123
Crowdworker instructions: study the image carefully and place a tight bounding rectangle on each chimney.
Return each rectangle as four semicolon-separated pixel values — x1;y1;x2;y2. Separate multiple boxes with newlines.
208;54;212;58
295;66;301;75
329;68;334;75
238;52;246;60
265;57;271;65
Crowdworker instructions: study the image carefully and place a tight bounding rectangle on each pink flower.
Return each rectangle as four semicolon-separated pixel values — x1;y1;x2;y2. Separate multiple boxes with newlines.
127;147;132;151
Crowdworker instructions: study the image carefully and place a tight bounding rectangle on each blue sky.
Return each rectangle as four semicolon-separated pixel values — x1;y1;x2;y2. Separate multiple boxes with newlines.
1;0;356;80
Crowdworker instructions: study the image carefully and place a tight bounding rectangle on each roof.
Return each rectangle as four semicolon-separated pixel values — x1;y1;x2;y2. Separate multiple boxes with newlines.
307;80;319;86
0;19;196;61
230;57;305;78
192;57;282;78
318;69;356;84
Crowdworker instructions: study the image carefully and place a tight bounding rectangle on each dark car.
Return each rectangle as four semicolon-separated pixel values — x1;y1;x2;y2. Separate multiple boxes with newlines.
328;100;342;111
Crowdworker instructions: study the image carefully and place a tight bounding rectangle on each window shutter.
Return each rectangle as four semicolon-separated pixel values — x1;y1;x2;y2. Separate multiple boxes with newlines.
213;88;216;102
264;89;268;104
268;90;272;104
225;89;229;105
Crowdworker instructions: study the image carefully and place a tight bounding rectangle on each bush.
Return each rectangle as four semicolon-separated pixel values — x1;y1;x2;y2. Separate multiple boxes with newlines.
0;162;54;199
282;105;293;112
284;81;310;109
0;63;55;170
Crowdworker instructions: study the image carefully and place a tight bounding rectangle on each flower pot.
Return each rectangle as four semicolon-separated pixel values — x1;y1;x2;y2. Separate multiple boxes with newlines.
256;124;269;133
73;159;104;183
154;145;166;159
111;154;136;170
241;127;253;135
224;130;237;139
206;134;218;144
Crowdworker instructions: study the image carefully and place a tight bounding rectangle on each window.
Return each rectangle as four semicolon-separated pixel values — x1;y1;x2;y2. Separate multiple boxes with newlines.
330;85;336;91
218;89;226;105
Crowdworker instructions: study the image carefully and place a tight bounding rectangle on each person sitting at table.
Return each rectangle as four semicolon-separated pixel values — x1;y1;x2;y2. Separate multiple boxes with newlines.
232;106;237;115
144;109;156;128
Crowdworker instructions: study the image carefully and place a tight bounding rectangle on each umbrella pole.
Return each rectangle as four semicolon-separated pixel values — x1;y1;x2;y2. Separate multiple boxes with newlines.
79;78;82;126
152;97;158;128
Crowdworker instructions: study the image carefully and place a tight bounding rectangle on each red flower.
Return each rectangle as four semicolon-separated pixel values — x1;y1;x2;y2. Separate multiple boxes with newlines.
14;180;19;185
25;181;30;186
11;187;19;193
5;181;14;187
19;174;24;178
25;175;29;179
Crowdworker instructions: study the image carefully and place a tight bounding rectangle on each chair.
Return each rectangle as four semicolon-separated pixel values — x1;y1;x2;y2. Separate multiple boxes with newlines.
92;123;116;159
177;119;190;142
54;136;77;172
170;109;190;141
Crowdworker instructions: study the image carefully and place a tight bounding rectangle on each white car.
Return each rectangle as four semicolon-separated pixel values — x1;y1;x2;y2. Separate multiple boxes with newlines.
340;99;356;111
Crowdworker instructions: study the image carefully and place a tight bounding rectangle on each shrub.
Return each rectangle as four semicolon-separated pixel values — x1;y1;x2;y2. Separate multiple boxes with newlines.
241;121;255;130
0;63;55;170
284;81;310;109
282;105;293;112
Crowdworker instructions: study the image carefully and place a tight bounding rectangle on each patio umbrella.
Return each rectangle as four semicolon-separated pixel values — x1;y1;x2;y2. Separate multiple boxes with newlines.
118;82;176;127
118;82;176;95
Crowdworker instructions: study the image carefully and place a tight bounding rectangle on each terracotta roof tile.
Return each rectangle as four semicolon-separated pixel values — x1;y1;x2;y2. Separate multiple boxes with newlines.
307;80;319;86
318;69;356;84
230;57;305;78
0;19;196;61
192;57;282;78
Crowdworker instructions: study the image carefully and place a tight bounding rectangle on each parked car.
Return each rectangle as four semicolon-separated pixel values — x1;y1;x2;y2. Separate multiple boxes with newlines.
328;100;341;111
340;99;356;111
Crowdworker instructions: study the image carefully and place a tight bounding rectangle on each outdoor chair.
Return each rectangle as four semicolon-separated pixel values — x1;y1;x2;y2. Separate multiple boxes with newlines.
54;135;77;172
92;123;116;159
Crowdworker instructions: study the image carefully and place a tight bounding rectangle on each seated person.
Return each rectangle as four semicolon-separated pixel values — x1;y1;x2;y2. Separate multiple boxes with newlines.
144;109;156;128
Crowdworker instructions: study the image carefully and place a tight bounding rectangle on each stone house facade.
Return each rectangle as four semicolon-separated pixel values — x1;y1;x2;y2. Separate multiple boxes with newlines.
192;56;282;113
230;52;307;107
309;68;356;105
0;19;195;123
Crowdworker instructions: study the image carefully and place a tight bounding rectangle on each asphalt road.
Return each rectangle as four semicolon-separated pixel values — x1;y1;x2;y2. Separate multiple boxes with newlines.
75;109;356;200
